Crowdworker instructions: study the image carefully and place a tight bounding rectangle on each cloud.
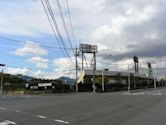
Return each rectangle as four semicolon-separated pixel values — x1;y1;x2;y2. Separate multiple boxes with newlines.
5;67;30;76
14;41;48;57
87;0;166;72
27;57;49;68
0;0;52;36
1;0;166;78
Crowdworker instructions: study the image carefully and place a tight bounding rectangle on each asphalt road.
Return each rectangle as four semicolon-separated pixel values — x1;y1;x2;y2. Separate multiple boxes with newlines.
0;88;166;125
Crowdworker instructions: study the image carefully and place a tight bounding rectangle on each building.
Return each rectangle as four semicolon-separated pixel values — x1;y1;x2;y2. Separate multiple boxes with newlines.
77;69;155;90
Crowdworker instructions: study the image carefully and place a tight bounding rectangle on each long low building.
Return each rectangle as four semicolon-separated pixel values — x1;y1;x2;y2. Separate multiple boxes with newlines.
77;69;154;87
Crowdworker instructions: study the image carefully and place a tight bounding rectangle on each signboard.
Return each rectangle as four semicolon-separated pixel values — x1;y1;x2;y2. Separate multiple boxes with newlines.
38;83;52;87
79;43;98;53
30;86;38;89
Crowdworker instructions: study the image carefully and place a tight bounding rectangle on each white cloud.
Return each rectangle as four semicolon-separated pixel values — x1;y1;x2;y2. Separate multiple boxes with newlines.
1;0;166;78
5;67;30;76
33;69;75;79
0;1;53;36
27;57;49;68
14;41;48;57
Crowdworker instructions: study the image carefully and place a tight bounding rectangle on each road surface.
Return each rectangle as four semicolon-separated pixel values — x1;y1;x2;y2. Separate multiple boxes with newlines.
0;88;166;125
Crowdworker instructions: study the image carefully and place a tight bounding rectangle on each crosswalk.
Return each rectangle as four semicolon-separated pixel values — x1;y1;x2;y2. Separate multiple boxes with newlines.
123;89;166;96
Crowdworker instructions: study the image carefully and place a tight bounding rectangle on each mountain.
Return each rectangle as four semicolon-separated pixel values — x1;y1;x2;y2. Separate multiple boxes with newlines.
16;74;34;81
58;76;75;84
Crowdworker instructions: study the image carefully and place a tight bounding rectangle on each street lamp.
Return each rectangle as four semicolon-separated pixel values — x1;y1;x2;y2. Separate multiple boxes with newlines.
0;63;5;94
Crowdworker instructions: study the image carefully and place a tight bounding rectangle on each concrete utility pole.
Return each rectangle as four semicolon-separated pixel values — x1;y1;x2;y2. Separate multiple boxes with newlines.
0;64;5;94
128;64;131;91
93;52;96;93
75;48;79;92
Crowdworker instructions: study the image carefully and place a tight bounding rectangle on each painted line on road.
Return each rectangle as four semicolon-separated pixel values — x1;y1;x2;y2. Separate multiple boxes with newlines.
15;110;22;113
36;115;47;119
0;107;6;110
5;120;16;125
0;120;16;125
55;119;69;124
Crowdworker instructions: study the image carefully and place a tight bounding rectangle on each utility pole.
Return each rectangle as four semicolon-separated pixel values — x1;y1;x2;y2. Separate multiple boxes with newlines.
0;69;3;94
75;48;79;92
93;52;96;93
0;64;5;94
82;52;84;70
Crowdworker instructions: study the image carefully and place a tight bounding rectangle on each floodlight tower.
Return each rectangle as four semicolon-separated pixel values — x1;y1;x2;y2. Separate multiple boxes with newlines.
148;62;153;77
133;56;139;73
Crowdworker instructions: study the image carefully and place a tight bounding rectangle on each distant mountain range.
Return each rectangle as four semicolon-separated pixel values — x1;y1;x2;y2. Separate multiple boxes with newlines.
16;74;75;84
16;74;34;81
57;76;75;84
4;73;75;84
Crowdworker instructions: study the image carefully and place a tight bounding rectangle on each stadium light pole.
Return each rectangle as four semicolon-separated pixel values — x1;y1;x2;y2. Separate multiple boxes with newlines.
0;64;5;94
128;64;131;92
101;64;104;92
153;68;157;88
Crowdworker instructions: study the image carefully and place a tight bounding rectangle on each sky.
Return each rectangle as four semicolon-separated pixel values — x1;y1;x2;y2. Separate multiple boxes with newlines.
0;0;166;79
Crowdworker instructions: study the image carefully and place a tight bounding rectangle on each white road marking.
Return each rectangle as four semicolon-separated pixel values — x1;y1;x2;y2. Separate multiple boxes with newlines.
123;89;166;96
0;120;16;125
5;120;16;125
36;115;47;119
0;107;6;110
15;110;22;113
132;92;145;95
122;92;130;95
55;119;69;124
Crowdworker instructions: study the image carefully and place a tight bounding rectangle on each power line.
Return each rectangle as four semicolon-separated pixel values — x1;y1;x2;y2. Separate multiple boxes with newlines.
0;52;75;67
44;0;70;54
53;0;74;52
41;0;73;66
0;35;72;50
65;0;77;48
42;0;74;66
40;0;72;63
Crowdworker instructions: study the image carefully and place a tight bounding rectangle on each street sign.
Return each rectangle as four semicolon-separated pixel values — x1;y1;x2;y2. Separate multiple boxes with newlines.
30;86;38;89
38;83;52;87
